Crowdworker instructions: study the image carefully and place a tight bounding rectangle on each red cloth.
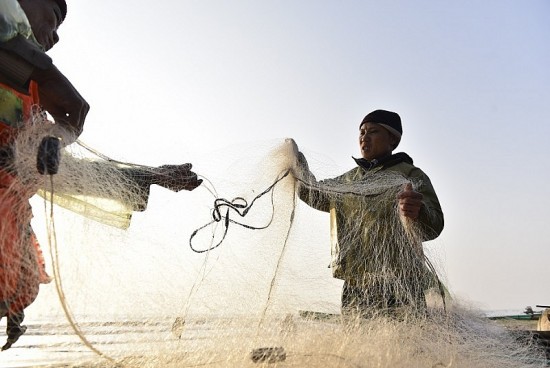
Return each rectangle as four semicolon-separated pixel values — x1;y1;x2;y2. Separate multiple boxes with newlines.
0;170;40;314
0;80;47;317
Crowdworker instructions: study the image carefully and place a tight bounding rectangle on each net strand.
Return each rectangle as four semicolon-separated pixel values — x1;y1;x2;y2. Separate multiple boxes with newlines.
258;171;297;329
44;174;117;363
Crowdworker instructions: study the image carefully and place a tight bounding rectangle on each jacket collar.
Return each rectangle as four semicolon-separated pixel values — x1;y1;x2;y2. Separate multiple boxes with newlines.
353;152;413;171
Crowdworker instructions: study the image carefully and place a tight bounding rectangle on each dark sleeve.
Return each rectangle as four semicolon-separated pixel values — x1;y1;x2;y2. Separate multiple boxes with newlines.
63;160;153;212
117;167;153;212
0;35;53;91
298;179;331;213
296;169;352;214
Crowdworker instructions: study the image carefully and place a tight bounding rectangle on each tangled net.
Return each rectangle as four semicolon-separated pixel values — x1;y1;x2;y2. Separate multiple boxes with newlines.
1;121;546;367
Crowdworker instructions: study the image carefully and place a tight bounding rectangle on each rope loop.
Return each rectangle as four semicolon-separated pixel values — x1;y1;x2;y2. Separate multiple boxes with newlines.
189;169;291;253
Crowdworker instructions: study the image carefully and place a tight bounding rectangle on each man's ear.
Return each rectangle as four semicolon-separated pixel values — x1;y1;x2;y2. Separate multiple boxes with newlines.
390;135;400;149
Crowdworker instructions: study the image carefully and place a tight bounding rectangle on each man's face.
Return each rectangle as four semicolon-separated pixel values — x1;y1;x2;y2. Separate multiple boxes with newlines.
359;122;398;161
19;0;63;51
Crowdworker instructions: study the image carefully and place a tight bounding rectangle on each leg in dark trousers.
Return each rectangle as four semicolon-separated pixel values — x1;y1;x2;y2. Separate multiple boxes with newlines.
341;280;427;319
2;311;27;351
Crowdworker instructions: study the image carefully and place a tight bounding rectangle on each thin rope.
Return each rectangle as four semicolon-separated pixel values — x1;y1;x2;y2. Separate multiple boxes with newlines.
189;169;291;253
44;174;117;364
257;174;297;329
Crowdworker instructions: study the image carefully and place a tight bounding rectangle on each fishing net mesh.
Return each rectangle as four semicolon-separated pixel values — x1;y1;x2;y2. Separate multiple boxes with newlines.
1;120;547;367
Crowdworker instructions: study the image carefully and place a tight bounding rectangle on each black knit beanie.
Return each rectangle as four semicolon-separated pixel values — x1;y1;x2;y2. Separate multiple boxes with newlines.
17;0;67;21
360;109;402;139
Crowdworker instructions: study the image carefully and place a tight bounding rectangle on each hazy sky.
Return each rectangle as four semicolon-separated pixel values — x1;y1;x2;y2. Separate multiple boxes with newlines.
45;0;549;311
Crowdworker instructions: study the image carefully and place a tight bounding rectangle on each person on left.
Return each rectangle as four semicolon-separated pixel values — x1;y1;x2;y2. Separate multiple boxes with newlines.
0;0;201;350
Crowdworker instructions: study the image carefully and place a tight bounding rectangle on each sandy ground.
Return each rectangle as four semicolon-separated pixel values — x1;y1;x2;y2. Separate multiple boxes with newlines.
2;314;549;368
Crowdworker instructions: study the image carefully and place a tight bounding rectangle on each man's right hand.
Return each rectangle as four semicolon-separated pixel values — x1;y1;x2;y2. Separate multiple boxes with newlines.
31;64;89;141
297;151;310;171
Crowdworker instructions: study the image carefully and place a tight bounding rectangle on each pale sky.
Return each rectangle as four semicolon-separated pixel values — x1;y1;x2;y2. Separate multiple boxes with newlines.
44;0;550;312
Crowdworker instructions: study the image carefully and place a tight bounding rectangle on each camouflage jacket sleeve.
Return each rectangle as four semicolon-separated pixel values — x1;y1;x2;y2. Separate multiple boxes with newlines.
408;166;444;241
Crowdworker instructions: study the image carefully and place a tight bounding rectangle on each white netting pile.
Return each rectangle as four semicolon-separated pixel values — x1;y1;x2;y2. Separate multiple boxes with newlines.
1;122;546;367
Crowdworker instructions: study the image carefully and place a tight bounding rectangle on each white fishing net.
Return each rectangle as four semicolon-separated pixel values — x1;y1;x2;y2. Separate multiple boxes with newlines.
1;121;547;367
